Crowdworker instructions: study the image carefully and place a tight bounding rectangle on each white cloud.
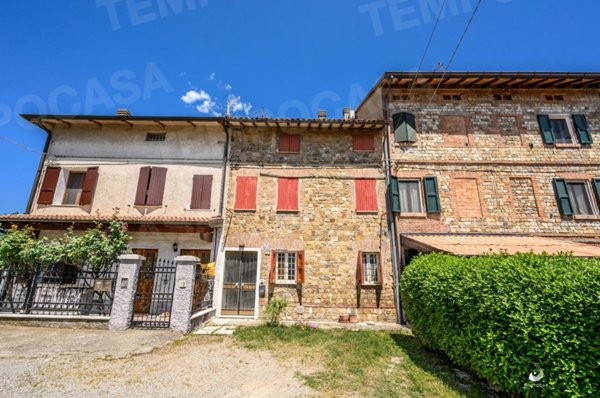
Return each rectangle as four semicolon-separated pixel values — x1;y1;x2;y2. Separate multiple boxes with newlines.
227;95;253;116
224;83;232;91
209;72;216;80
181;89;210;104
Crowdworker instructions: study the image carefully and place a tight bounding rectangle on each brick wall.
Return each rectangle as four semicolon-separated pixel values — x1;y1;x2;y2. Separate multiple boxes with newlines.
223;126;395;321
386;89;600;241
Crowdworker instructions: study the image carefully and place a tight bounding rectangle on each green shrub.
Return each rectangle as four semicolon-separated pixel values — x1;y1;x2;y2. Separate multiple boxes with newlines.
400;252;600;397
264;296;289;326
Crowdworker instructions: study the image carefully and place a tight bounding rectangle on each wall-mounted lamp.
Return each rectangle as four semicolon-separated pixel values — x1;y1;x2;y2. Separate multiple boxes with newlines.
173;242;179;252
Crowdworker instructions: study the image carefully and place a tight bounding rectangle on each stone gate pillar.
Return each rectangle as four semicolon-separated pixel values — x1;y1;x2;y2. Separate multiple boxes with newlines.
108;254;145;331
170;256;198;333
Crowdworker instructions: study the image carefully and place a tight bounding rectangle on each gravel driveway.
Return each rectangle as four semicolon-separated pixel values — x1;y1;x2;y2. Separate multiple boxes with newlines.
0;325;311;398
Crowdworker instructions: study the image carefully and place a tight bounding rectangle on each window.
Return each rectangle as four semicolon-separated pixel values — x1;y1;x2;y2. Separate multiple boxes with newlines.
362;253;381;284
355;179;378;212
277;178;299;211
279;133;300;153
63;172;86;205
443;95;462;101
392;112;416;143
146;132;166;142
392;95;411;101
234;176;258;210
537;114;592;145
134;167;167;206
276;252;297;283
549;117;573;144
493;94;512;101
545;95;564;101
352;134;375;151
398;180;423;213
190;175;213;210
566;182;595;215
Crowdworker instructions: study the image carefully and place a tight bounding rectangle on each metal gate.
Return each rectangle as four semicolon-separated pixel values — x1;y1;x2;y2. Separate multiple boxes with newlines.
131;258;176;329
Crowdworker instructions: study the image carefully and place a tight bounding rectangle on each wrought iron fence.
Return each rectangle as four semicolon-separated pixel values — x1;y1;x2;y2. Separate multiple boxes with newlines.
0;263;118;316
192;269;215;315
131;258;176;329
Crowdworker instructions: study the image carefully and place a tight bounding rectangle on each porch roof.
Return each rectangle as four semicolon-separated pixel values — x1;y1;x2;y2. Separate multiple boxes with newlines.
401;233;600;257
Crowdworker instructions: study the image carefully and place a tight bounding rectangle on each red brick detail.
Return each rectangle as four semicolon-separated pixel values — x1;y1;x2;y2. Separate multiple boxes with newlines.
451;177;483;217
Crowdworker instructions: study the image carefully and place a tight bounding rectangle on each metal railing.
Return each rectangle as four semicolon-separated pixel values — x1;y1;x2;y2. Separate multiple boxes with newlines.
0;263;118;316
192;267;214;315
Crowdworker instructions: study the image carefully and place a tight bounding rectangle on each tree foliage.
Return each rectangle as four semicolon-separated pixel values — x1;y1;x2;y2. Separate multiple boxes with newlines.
0;219;131;276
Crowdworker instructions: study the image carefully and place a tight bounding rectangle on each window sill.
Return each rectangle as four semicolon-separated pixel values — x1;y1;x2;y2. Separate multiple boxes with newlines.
394;142;417;146
352;149;375;153
50;204;82;208
572;214;600;221
360;283;382;289
356;210;378;214
553;143;580;148
275;281;298;286
397;212;427;219
234;208;256;212
276;209;299;213
277;151;300;154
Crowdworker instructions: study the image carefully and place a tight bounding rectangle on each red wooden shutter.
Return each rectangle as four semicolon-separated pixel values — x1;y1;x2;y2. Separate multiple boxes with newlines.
190;175;213;209
135;166;151;205
296;251;305;283
146;167;167;206
279;133;300;153
353;134;375;151
277;178;299;211
79;167;99;205
269;250;276;284
355;179;378;212
234;176;258;210
357;251;364;285
37;167;61;205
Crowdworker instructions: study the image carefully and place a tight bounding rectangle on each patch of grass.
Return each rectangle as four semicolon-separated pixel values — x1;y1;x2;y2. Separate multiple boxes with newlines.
234;325;498;398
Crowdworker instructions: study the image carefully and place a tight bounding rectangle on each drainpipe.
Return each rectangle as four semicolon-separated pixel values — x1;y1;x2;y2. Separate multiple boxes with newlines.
25;118;53;214
213;117;231;262
381;81;404;325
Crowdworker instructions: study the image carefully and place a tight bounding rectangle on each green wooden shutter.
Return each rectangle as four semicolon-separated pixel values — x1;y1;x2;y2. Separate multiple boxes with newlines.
392;112;416;143
537;115;555;144
423;176;441;213
592;178;600;208
572;115;592;144
553;178;573;215
390;176;401;213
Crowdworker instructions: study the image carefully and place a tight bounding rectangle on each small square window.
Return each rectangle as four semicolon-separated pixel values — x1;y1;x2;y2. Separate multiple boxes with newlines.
493;94;502;101
452;95;462;101
545;95;554;101
555;95;564;101
362;252;381;285
146;132;166;142
443;95;451;101
392;95;411;101
63;172;85;205
276;251;297;283
397;180;423;213
566;181;596;215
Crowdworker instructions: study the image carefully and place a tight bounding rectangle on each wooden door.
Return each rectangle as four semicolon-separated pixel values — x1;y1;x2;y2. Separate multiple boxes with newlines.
221;251;258;316
180;249;211;264
132;249;158;314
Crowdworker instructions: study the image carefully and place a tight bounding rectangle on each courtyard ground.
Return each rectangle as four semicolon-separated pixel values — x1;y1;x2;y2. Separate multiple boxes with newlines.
0;324;499;398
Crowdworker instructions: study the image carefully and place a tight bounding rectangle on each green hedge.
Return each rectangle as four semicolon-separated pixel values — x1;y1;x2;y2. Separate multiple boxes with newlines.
400;252;600;397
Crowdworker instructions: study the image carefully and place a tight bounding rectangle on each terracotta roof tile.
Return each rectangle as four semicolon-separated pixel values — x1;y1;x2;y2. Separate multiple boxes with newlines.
402;234;600;257
0;213;222;225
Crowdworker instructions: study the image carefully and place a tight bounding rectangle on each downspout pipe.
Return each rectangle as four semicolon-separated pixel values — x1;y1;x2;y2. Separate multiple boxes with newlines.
212;117;231;261
381;82;404;325
25;118;53;214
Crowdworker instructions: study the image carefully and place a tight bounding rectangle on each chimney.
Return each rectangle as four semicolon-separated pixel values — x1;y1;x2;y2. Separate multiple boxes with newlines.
317;110;327;120
116;109;131;117
343;108;355;120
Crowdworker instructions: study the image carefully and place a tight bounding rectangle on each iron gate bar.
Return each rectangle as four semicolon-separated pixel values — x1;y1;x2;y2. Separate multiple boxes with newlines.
131;258;177;329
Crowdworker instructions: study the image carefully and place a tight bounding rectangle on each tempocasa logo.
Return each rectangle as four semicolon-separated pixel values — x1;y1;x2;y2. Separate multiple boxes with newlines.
528;368;544;382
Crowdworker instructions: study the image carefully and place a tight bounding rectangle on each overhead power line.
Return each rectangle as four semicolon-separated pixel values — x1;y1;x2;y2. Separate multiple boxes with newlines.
428;0;485;103
407;0;449;97
0;134;43;154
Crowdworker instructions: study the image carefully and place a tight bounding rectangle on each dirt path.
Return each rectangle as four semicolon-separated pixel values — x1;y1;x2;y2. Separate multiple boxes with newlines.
0;325;312;398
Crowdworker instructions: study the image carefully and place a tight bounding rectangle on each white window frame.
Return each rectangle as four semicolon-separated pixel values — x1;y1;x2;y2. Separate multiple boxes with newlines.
275;251;297;284
565;180;598;216
62;171;86;205
397;179;424;214
362;252;381;285
548;114;576;144
50;168;87;206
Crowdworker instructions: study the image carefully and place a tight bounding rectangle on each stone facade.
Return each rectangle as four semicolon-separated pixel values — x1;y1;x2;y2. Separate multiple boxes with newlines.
360;86;600;243
218;125;395;321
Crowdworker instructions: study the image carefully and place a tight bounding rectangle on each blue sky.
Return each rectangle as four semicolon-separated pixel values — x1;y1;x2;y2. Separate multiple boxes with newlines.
0;0;598;214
